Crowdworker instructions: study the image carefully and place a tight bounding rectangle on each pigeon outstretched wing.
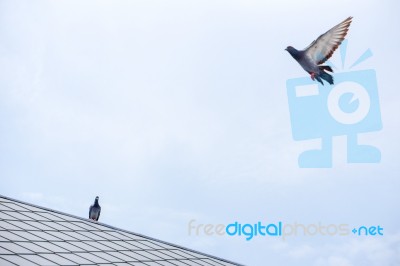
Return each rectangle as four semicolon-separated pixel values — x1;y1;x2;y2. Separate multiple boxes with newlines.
305;17;352;65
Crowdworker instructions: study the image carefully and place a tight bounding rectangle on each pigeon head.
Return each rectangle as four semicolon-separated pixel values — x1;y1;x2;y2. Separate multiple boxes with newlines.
95;196;99;202
285;46;299;56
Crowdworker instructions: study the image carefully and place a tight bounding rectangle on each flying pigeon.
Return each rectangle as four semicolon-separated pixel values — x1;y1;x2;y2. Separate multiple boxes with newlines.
89;196;101;221
285;17;353;85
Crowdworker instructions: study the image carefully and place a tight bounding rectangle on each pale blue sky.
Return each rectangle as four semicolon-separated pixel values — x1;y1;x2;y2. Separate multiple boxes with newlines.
1;1;400;265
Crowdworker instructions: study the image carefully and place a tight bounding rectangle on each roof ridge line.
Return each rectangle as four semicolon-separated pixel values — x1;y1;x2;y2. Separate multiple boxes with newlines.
0;194;244;266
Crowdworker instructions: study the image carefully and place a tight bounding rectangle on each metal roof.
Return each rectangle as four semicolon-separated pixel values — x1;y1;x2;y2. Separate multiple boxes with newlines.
0;195;242;266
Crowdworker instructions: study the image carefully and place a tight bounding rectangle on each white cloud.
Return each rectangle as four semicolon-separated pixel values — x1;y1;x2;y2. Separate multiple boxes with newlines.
314;256;353;266
308;234;400;266
20;192;44;201
288;244;315;259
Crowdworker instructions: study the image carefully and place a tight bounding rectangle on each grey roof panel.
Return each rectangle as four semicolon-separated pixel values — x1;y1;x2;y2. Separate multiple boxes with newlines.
56;253;94;264
0;257;16;266
0;255;38;266
20;254;58;265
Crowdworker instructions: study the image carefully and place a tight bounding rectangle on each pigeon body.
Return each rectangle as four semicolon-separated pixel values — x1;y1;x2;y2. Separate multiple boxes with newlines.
285;17;353;85
89;196;101;221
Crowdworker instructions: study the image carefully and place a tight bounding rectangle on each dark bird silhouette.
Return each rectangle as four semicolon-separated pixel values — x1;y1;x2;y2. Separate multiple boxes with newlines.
89;196;101;221
285;17;353;85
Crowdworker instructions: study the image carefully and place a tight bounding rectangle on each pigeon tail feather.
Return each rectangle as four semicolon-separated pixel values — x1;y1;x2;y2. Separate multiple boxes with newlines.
318;67;334;85
320;65;333;72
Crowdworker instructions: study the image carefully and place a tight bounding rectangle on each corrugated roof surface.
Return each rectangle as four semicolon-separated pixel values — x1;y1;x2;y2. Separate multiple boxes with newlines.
0;195;242;266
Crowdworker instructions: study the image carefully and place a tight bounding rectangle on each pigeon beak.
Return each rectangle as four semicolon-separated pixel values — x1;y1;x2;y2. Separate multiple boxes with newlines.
284;48;287;51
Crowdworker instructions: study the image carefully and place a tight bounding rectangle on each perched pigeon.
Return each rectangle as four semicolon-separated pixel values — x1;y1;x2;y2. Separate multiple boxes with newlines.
285;17;353;85
89;196;101;221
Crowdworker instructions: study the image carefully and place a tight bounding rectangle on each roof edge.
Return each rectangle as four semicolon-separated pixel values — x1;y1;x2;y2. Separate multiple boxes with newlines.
0;194;245;266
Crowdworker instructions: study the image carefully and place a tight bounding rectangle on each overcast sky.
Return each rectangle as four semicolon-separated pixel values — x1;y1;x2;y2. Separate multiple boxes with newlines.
1;1;400;265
